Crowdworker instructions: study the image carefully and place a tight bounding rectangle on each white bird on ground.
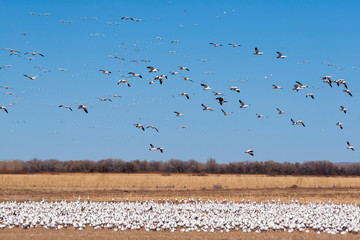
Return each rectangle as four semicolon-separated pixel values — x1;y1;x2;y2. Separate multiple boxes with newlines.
78;105;89;113
336;122;343;130
128;72;142;78
180;93;189;99
245;149;254;156
58;105;72;111
253;47;263;55
174;111;184;117
201;104;213;111
147;66;159;73
0;106;8;113
340;106;347;114
276;51;287;59
179;66;189;71
201;84;212;90
23;74;39;80
117;79;130;87
306;93;315;99
230;86;240;93
347;141;354;151
239;100;250;108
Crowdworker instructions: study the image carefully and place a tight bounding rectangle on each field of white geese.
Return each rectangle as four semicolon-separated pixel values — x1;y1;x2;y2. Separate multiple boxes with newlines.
0;198;359;235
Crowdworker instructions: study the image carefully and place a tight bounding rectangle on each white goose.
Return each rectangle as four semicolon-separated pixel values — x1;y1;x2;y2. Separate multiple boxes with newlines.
306;93;314;99
245;149;254;156
272;84;282;89
347;141;354;151
276;108;286;115
128;72;142;78
0;106;8;113
340;106;347;114
336;122;343;130
209;43;222;47
117;79;130;87
58;105;72;111
201;84;212;90
78;105;89;113
221;109;232;116
201;104;213;111
239;100;250;108
179;66;189;71
276;51;287;59
174;111;184;117
147;66;159;73
230;86;240;93
180;93;189;99
253;47;263;55
23;74;39;80
343;89;352;97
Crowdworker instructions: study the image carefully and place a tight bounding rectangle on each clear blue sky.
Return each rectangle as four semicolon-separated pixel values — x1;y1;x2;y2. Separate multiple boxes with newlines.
1;0;359;163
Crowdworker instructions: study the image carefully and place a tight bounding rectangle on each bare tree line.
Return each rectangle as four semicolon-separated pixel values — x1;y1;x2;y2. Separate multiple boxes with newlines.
0;158;360;176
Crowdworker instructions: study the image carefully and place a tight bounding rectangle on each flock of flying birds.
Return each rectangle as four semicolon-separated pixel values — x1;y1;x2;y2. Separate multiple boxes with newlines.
0;11;357;158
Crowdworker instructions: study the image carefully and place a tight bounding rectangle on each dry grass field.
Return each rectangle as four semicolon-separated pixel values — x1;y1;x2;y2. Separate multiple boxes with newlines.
0;173;360;203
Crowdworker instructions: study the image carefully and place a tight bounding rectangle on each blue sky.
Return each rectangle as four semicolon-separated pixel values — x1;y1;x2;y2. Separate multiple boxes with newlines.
0;0;359;163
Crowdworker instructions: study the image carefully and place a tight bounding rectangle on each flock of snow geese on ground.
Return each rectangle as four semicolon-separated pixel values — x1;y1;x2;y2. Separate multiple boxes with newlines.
0;199;359;235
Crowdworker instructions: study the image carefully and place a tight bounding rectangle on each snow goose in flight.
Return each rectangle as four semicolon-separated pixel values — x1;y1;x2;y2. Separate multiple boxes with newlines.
201;104;213;111
134;123;145;131
183;77;193;82
245;149;254;156
306;93;314;99
337;79;348;89
0;106;8;113
121;16;134;20
128;72;142;78
336;122;343;130
146;126;159;132
149;80;155;85
174;111;184;117
99;69;111;75
149;144;164;153
58;105;72;111
276;51;287;59
291;119;305;127
228;43;241;47
272;84;282;89
154;75;167;84
117;79;130;87
97;97;112;102
209;43;223;47
25;51;44;57
171;40;179;43
239;100;250;108
170;71;179;75
201;83;212;90
323;79;333;88
340;106;347;114
321;76;332;81
4;48;21;54
180;92;189;99
253;47;263;55
147;66;159;73
78;105;89;113
179;66;189;71
113;95;122;98
276;108;286;114
347;141;354;151
221;109;232;116
213;91;224;96
256;113;265;118
343;89;352;96
23;74;39;80
216;97;227;105
230;86;240;93
1;86;12;89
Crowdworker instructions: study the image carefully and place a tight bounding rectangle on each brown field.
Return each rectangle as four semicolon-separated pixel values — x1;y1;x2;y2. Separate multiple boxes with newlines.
1;173;360;239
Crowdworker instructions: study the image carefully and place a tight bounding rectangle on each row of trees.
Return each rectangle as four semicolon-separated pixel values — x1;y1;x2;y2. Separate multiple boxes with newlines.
1;158;360;176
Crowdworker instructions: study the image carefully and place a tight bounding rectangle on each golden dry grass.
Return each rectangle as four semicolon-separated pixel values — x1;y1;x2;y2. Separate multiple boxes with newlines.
0;173;360;203
1;173;360;189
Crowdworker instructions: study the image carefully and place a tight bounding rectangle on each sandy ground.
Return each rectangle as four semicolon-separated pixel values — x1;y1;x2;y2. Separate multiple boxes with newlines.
0;228;358;240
